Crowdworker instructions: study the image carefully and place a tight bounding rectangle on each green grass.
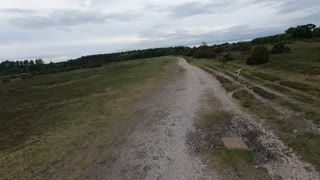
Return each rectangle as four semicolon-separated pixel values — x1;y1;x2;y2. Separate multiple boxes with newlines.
305;111;320;124
250;86;278;100
232;90;320;170
188;40;320;126
200;67;240;92
279;80;320;95
264;42;320;75
188;41;320;173
250;72;281;82
215;75;240;92
205;148;271;180
264;83;291;93
0;57;174;179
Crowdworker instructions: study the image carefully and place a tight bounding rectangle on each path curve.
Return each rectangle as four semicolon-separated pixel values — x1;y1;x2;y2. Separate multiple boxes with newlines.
104;58;219;180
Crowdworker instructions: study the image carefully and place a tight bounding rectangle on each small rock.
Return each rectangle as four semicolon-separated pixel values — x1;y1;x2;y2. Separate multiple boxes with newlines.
293;130;298;133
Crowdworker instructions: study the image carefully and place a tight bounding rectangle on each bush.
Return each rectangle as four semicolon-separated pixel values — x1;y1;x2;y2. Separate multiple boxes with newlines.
284;46;291;53
271;42;291;54
216;52;234;62
1;79;10;83
246;45;269;65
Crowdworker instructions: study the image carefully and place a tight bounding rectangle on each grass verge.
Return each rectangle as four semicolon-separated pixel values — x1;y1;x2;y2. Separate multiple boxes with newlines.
232;90;320;170
204;149;271;180
190;94;271;179
250;72;281;82
249;86;278;100
0;57;174;179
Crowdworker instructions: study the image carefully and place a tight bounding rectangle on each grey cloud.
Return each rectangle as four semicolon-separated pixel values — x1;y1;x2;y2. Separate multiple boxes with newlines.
10;10;106;28
170;2;212;17
1;0;320;61
169;0;245;17
139;24;285;47
276;0;320;14
8;9;140;29
1;8;36;14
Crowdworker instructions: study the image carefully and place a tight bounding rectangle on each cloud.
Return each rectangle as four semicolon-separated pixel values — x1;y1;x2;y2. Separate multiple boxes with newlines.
7;9;140;29
138;24;280;48
276;0;320;14
0;0;320;61
169;1;240;17
170;2;212;17
1;8;36;14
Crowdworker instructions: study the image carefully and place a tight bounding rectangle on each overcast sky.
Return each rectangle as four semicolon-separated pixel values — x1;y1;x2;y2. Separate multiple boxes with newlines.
1;0;319;62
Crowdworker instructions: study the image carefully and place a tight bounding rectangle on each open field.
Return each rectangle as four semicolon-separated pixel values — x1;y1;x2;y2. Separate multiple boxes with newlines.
0;57;175;179
186;41;320;174
1;42;320;179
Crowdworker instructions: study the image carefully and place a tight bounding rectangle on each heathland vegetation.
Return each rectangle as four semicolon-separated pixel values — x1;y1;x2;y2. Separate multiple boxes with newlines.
186;37;320;171
0;57;175;179
1;23;320;179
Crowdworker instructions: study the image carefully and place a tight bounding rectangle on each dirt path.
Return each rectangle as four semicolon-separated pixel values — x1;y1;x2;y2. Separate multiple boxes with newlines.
101;58;319;180
102;58;219;180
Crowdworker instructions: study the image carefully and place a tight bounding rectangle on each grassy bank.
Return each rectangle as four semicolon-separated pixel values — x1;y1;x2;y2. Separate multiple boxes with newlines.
186;41;320;123
186;40;320;170
0;57;174;179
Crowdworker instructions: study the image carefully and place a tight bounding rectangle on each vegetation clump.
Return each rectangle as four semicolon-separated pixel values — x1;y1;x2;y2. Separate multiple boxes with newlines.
216;52;234;62
193;45;217;59
246;46;269;65
271;42;291;54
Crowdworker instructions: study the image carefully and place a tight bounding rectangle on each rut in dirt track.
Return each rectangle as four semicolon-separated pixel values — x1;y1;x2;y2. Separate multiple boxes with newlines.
103;58;219;180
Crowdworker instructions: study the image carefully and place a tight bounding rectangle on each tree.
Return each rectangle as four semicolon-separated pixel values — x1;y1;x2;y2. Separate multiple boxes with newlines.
29;60;35;66
285;24;316;38
35;59;44;65
313;27;320;37
246;45;269;65
23;60;29;66
0;46;192;76
201;41;208;47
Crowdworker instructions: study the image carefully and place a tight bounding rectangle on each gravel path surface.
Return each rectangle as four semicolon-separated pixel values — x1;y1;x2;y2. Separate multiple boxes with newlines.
104;58;219;180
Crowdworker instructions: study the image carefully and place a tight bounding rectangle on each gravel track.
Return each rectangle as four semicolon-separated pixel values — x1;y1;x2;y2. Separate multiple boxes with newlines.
102;58;319;180
104;58;218;180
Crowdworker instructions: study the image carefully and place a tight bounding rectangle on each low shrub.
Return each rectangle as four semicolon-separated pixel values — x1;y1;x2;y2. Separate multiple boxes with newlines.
246;46;269;65
271;42;291;54
216;52;234;62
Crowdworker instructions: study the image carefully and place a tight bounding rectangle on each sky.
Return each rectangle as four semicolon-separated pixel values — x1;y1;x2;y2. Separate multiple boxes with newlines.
0;0;319;62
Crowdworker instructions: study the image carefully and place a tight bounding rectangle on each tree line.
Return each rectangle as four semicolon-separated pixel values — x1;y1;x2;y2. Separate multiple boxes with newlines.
1;24;318;77
252;24;320;44
0;46;191;76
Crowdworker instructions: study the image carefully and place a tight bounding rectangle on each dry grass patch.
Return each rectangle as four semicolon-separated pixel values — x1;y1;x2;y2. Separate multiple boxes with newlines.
194;110;234;129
